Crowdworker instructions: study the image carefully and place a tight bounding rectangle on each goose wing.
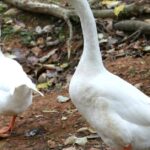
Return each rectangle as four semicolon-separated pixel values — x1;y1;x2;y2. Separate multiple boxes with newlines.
97;72;150;126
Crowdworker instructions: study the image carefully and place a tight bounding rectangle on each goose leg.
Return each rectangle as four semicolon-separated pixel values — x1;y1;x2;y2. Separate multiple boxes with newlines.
123;144;132;150
0;115;17;137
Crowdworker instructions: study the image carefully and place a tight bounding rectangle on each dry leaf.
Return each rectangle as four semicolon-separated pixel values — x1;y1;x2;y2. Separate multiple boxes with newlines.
114;3;125;16
77;127;96;134
64;135;88;146
101;0;121;8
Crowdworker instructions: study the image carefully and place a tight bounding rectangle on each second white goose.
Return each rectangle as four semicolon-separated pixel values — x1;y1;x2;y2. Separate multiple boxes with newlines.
0;49;42;137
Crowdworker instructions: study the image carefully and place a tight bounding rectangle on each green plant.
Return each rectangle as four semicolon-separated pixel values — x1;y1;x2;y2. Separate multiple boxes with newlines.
1;25;14;39
0;3;8;13
19;31;36;45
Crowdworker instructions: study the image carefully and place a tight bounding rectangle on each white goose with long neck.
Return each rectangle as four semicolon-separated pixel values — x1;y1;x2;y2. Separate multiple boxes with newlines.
69;0;150;150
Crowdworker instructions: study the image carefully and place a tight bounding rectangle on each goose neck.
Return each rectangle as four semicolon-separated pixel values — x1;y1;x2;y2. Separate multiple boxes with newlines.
70;0;104;72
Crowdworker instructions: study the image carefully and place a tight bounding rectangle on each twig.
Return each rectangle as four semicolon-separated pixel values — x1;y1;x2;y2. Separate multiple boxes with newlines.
64;17;73;59
120;29;142;43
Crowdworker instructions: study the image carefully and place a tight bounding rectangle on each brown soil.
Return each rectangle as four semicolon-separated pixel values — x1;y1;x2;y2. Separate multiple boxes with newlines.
0;55;150;150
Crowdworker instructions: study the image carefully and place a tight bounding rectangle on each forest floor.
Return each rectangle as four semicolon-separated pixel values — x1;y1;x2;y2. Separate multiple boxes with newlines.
0;55;149;150
0;0;150;149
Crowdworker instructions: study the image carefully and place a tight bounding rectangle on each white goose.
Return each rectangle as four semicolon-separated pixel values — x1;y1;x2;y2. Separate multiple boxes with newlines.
69;0;150;150
0;48;42;137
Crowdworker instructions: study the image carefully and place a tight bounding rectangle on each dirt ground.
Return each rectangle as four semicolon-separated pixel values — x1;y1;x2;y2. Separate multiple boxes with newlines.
0;55;150;150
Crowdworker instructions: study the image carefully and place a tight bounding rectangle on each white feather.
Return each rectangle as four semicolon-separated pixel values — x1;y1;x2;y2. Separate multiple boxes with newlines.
0;49;42;115
69;0;150;149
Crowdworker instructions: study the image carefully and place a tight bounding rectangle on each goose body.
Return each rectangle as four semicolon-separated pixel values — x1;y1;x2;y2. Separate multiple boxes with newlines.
0;50;42;135
69;0;150;149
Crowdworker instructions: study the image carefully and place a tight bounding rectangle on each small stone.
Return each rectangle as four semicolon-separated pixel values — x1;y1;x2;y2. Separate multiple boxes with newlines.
143;46;150;52
75;137;88;146
25;128;43;137
61;116;67;121
35;26;42;34
43;25;53;33
57;95;70;103
98;33;104;40
38;73;47;83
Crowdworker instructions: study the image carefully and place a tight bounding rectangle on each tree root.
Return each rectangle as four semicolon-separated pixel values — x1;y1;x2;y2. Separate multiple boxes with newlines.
114;20;150;35
3;0;150;56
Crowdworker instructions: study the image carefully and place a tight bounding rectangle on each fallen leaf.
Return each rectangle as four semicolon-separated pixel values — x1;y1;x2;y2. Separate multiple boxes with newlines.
60;63;69;69
39;49;58;63
31;47;42;56
62;147;76;150
36;37;45;46
4;8;20;16
37;82;51;90
75;137;88;146
114;3;125;16
43;64;57;70
47;140;56;148
13;24;22;32
64;135;88;146
64;135;76;145
134;83;143;89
